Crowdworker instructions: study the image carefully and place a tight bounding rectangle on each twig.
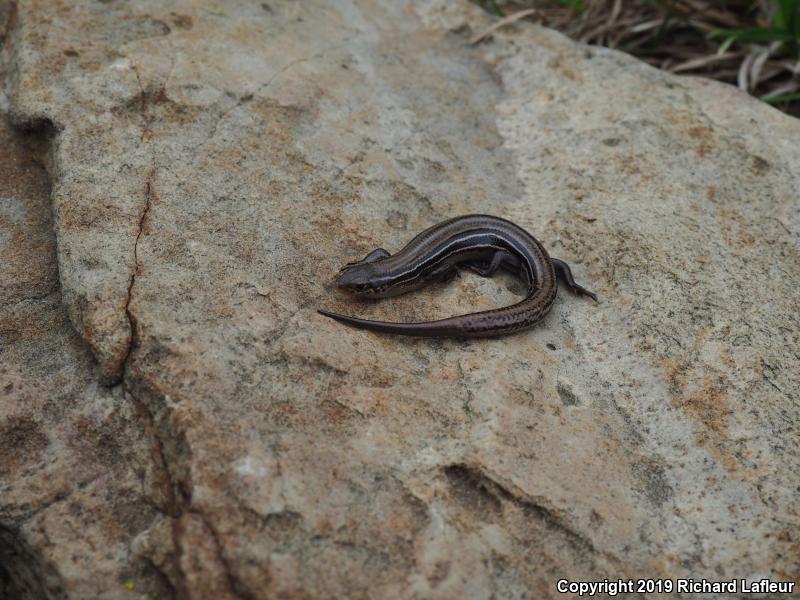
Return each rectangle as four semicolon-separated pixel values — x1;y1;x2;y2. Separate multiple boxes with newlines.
669;51;740;73
469;8;538;45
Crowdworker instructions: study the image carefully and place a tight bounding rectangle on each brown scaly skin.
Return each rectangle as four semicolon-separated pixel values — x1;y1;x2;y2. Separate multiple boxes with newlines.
318;215;596;337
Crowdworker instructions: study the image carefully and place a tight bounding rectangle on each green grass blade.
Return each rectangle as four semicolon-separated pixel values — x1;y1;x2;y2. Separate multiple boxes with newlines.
761;91;800;103
557;0;587;13
773;0;799;32
708;27;794;44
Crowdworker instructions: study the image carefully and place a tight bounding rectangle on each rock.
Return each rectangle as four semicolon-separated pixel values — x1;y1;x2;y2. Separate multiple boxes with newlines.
0;103;170;600
3;0;799;598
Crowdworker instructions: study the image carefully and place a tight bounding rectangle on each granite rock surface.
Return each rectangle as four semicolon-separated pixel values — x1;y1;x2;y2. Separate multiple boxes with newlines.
2;0;799;598
0;79;169;600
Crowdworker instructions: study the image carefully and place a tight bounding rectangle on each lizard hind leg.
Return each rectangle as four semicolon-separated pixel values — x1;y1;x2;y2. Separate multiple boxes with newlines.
552;258;598;301
464;250;518;277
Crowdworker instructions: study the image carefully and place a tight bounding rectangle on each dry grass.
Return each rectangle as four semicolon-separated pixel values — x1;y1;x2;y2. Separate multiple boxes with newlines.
472;0;800;116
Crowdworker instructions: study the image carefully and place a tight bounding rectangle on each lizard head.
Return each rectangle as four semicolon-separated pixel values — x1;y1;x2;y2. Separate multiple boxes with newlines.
334;247;392;296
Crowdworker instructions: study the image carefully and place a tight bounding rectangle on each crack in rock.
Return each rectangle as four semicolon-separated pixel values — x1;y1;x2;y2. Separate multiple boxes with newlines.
120;175;153;384
198;41;350;156
190;510;248;600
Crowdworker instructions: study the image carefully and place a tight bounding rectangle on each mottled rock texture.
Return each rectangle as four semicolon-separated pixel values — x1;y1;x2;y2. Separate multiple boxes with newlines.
0;86;169;600
2;0;798;598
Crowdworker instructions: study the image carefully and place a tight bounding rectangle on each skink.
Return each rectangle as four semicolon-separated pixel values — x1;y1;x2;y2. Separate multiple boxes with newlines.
318;214;596;337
